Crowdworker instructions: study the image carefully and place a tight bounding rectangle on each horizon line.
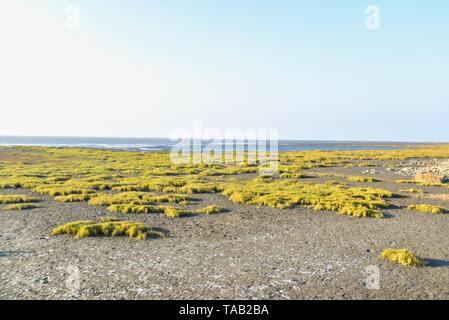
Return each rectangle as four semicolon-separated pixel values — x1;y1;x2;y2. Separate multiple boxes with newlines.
0;134;446;144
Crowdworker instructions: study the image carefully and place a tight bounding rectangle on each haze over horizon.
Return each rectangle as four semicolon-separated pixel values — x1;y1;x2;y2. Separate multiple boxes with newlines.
1;1;448;141
0;134;444;145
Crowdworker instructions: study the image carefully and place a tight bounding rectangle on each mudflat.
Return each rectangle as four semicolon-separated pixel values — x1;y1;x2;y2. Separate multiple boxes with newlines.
1;147;449;299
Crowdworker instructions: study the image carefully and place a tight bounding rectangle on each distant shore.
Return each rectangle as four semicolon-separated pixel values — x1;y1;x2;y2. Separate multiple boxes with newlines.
0;135;432;152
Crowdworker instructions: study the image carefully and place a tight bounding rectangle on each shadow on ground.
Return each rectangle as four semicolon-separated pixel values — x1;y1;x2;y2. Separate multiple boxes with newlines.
425;259;449;268
0;251;28;257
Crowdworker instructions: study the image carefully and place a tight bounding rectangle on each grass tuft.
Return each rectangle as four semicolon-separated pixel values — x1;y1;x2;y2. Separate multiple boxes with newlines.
107;204;166;214
347;176;378;183
51;220;166;240
196;205;223;214
222;180;392;218
5;203;39;210
54;194;91;202
407;204;447;214
399;188;423;194
379;248;424;267
0;195;39;204
89;192;192;206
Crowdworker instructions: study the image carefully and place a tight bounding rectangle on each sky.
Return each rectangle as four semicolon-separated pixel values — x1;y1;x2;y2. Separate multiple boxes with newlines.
0;0;448;141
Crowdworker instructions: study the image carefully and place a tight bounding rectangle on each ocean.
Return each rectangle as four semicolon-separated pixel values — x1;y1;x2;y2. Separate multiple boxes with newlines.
0;136;410;152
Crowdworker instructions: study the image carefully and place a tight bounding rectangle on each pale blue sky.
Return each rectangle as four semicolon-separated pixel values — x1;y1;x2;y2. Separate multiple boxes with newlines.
1;1;448;141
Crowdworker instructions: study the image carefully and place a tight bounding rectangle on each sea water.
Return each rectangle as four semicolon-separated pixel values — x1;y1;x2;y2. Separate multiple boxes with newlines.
0;136;410;152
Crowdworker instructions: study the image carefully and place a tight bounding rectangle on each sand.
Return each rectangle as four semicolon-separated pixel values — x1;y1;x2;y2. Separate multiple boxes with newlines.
1;159;449;299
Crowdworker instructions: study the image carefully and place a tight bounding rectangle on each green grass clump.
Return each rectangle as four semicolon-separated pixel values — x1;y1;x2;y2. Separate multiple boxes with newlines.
146;194;192;204
107;204;166;214
89;192;192;206
325;181;345;186
111;177;192;193
0;181;22;189
5;203;39;210
163;206;184;219
407;204;448;214
46;175;72;182
347;176;378;183
178;182;224;194
196;205;223;214
395;180;417;184
0;178;42;189
338;206;383;219
400;188;423;194
279;173;308;179
54;194;92;202
51;220;165;240
396;179;445;187
0;195;39;204
379;248;424;267
107;202;223;218
222;180;392;218
99;216;122;222
34;186;95;197
163;205;223;218
316;173;347;178
253;175;274;183
89;192;146;206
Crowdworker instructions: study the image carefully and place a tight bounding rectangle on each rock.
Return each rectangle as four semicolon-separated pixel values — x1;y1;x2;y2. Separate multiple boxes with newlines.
362;169;381;175
414;173;445;184
415;160;449;183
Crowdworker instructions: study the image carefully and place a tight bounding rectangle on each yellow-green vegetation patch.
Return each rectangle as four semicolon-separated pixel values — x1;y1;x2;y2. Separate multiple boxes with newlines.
0;178;42;189
89;192;192;206
399;188;423;194
5;203;39;210
177;182;224;194
222;179;393;218
112;177;224;194
54;194;92;202
315;173;347;178
162;205;224;218
99;216;122;222
34;186;96;197
279;172;309;179
396;179;448;187
107;204;185;219
89;192;146;206
107;204;167;214
196;205;223;214
354;162;377;167
3;145;449;222
0;195;39;204
253;175;274;183
51;219;165;240
347;176;379;183
108;203;224;218
407;204;448;214
161;206;180;219
325;181;345;186
379;248;424;267
396;180;417;184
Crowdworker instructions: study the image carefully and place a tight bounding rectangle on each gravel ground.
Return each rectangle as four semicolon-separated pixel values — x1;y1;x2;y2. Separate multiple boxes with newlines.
1;161;449;300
